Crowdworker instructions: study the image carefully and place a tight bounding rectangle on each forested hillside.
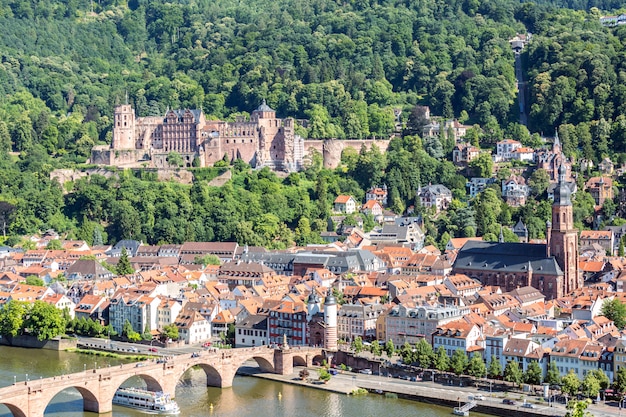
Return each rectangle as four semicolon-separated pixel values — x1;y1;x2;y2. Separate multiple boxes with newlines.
0;0;624;246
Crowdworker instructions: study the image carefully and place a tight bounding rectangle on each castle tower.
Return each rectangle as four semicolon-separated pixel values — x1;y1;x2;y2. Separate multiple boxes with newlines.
549;163;580;297
112;105;136;150
324;294;338;351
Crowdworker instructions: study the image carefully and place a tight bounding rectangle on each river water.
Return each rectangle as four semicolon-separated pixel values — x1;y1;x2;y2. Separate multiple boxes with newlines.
0;346;491;417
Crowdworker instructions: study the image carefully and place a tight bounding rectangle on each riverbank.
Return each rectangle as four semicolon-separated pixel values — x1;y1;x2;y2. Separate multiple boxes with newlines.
239;367;565;417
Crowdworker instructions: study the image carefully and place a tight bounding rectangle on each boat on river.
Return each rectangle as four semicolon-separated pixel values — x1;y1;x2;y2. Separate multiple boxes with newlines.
113;387;180;414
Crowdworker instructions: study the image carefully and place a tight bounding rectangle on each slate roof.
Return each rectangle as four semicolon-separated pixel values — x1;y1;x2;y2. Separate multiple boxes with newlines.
453;241;563;275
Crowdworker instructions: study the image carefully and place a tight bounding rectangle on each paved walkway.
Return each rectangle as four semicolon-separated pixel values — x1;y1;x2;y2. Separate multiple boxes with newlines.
240;366;624;417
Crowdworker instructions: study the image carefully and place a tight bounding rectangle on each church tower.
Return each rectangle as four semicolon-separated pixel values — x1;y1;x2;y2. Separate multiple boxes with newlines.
549;163;580;297
112;104;136;150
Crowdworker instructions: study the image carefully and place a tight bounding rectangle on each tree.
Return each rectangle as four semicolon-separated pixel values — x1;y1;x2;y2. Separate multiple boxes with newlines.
469;153;493;178
162;324;179;341
503;360;523;387
193;254;221;266
581;373;600;399
92;227;104;246
351;336;364;354
25;275;45;287
25;301;66;341
561;370;581;397
0;201;16;238
370;340;382;356
318;367;331;382
450;349;468;376
0;300;27;337
116;247;134;275
565;399;592;417
166;151;184;168
299;368;310;380
122;319;141;342
405;105;430;136
415;338;434;369
601;298;626;329
592;369;609;390
487;356;502;379
545;361;561;386
467;353;486;379
434;346;450;374
524;361;543;385
614;367;626;394
400;342;414;364
384;339;395;357
529;168;550;197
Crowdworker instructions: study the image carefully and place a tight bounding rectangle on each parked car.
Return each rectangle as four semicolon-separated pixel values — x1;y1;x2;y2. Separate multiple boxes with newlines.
359;369;373;375
329;369;338;375
502;399;516;405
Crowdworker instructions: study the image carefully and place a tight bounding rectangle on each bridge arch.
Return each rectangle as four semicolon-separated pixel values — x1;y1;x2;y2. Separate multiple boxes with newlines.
0;403;27;417
115;373;164;393
174;362;223;389
236;354;276;373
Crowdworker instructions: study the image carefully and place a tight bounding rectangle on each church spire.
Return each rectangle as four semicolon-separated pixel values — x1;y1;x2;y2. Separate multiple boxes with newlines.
553;129;561;153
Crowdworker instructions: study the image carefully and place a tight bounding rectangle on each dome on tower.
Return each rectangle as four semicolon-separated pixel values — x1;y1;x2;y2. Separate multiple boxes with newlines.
256;99;275;113
308;292;320;304
325;294;337;306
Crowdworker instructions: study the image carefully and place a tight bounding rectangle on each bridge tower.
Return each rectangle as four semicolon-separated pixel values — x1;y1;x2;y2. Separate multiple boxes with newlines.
324;294;338;351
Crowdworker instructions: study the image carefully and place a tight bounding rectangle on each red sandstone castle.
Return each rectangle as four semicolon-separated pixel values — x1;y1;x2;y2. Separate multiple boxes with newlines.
91;101;304;171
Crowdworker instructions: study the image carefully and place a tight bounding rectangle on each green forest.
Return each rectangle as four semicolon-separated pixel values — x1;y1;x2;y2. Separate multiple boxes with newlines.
0;0;625;247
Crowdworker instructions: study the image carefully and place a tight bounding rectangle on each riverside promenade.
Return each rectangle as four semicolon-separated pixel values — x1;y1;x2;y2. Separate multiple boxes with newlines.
241;366;618;417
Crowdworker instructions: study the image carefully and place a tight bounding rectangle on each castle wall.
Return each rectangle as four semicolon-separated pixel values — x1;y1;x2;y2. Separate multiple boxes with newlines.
304;139;391;169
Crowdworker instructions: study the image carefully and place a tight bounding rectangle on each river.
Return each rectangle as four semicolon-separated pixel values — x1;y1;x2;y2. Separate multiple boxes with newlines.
0;346;491;417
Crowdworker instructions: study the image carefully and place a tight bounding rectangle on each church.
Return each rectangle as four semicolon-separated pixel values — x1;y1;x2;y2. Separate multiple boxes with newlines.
453;164;581;300
91;101;304;172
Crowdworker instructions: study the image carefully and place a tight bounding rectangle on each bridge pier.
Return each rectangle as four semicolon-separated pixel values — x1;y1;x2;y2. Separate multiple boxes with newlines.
84;398;110;414
273;349;293;375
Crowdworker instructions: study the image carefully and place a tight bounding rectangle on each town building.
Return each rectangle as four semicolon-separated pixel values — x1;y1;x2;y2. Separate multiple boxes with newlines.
174;309;211;345
496;139;522;162
452;143;480;166
585;176;613;206
386;304;464;348
418;184;452;213
108;289;160;335
466;177;496;198
501;175;529;207
337;304;386;342
267;300;308;347
333;195;357;214
365;186;388;207
579;230;614;256
431;320;483;357
235;314;268;347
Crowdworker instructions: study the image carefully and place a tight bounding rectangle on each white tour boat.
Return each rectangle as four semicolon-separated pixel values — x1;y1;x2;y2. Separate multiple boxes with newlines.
113;387;181;414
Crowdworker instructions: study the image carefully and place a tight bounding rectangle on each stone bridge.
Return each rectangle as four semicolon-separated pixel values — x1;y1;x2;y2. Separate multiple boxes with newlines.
0;346;324;417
